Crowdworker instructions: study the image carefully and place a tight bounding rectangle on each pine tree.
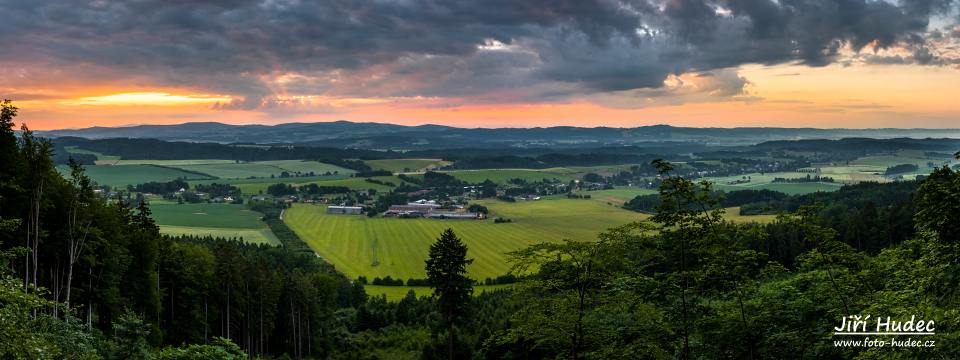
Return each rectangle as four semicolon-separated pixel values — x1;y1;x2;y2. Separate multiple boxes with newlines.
424;228;473;360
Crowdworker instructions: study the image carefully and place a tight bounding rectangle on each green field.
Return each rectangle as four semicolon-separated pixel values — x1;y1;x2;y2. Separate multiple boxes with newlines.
583;187;658;205
159;226;279;246
61;164;215;187
554;164;639;177
364;159;452;173
284;198;773;284
60;159;354;189
65;146;121;165
703;172;844;194
441;169;577;184
173;160;353;180
258;160;356;175
114;159;237;166
284;200;647;282
150;203;280;245
230;175;402;195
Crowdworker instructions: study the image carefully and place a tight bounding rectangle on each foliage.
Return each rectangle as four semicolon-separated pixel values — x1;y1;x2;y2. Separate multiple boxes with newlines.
885;163;920;175
425;229;474;359
156;337;246;360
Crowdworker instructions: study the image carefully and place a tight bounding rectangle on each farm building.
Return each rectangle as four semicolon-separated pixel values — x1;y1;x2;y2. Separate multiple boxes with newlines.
383;205;431;217
385;205;483;219
407;199;441;208
327;206;364;215
426;211;481;219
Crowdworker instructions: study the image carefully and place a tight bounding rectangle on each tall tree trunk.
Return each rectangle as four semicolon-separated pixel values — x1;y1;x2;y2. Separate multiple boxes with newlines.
448;309;454;360
86;266;93;330
226;285;231;340
290;297;296;358
32;183;42;291
679;233;690;360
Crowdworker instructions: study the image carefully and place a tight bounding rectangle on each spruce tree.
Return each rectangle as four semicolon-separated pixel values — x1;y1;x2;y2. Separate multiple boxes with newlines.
425;228;473;360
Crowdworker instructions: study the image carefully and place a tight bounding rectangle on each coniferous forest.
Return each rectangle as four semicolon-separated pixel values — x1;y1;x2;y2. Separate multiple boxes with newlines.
2;96;959;359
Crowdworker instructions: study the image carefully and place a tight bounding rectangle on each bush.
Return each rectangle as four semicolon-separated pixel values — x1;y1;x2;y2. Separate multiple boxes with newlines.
467;204;489;214
371;276;404;286
406;278;431;286
157;337;246;359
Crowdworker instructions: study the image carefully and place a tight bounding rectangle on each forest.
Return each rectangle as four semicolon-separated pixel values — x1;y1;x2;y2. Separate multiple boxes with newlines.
2;99;959;359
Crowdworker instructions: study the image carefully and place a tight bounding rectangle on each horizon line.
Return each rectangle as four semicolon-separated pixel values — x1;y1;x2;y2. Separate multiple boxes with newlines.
34;120;960;132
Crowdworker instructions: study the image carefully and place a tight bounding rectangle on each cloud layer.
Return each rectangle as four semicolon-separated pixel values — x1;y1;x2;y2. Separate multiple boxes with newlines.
1;0;958;110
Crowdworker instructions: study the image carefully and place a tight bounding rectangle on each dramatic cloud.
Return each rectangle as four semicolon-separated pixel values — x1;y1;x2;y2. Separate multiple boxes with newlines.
1;0;958;111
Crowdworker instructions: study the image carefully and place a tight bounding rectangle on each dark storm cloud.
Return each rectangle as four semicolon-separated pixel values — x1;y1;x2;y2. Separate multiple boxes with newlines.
0;0;956;105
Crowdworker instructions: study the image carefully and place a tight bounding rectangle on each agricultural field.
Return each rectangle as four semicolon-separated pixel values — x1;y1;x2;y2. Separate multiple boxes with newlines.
150;203;280;245
61;164;215;187
723;207;777;222
284;199;774;297
714;181;843;195
559;164;641;177
174;160;353;180
805;150;950;181
258;160;356;176
63;155;357;188
364;158;452;173
284;200;646;282
174;162;296;179
113;159;237;166
65;146;121;165
583;187;658;205
441;169;577;184
704;171;844;195
230;175;403;195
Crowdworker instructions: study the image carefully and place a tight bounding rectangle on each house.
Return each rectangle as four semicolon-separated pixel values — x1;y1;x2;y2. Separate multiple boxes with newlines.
327;206;364;215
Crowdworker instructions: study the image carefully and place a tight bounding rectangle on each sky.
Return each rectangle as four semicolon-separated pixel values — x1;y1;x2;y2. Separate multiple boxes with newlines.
2;0;960;130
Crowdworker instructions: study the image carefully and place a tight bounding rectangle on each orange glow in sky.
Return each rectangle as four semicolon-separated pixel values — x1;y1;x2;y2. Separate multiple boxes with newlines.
7;62;960;130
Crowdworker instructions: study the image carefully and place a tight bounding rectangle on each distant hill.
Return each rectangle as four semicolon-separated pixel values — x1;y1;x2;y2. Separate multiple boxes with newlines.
38;121;960;149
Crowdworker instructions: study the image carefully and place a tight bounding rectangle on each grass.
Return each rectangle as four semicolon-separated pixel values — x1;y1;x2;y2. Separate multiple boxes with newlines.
583;187;658;205
150;203;280;245
114;159;237;166
703;172;844;195
723;207;778;222
65;146;121;165
173;160;354;180
554;164;639;177
173;163;288;179
284;199;773;283
230;175;402;195
714;182;843;195
365;159;452;173
60;164;214;187
441;169;577;184
159;225;279;246
284;200;647;282
63;158;355;189
258;160;356;175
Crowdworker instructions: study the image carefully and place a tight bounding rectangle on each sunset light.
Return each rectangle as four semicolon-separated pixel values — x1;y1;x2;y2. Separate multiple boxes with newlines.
75;92;233;106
